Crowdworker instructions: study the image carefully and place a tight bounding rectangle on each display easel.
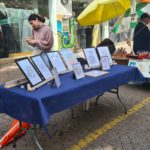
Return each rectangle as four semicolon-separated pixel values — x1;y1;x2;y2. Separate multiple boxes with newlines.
4;76;54;91
27;77;54;91
4;77;28;88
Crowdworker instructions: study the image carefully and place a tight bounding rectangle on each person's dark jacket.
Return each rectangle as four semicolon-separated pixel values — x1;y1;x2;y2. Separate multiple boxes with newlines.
133;21;150;54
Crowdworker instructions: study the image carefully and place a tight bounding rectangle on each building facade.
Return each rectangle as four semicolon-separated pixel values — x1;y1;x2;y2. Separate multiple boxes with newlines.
0;0;108;58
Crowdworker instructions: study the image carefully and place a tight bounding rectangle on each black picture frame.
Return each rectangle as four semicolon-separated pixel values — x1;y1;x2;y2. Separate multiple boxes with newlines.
30;55;53;80
83;48;100;68
15;57;43;87
46;51;67;74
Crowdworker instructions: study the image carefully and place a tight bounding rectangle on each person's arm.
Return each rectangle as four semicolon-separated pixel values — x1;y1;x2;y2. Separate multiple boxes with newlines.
140;25;150;40
26;30;37;46
26;37;37;47
35;28;54;50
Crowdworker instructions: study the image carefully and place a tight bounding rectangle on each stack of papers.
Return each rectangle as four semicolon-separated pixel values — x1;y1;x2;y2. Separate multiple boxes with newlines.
84;70;109;77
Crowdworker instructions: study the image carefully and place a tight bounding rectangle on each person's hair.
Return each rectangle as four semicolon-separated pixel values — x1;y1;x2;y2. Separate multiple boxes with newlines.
28;14;45;23
140;13;150;20
96;38;116;54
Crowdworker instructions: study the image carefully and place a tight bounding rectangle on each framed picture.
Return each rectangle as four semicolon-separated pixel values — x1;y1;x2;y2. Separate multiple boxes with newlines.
40;52;51;69
59;49;78;70
97;46;113;64
83;48;100;68
47;52;67;74
128;60;137;67
30;55;53;80
72;62;85;79
101;56;110;70
136;61;150;78
15;58;43;87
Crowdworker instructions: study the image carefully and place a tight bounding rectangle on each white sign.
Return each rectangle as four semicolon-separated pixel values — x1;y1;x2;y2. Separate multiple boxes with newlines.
31;55;53;80
60;49;78;70
47;52;67;74
101;56;110;70
16;58;43;86
97;46;113;64
83;48;100;68
72;63;85;79
52;68;61;88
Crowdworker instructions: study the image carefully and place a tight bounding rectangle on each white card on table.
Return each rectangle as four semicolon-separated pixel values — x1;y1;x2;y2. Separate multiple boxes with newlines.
101;56;110;70
47;52;67;74
59;49;78;70
83;48;100;68
52;68;61;88
72;62;85;79
84;70;108;77
97;46;113;64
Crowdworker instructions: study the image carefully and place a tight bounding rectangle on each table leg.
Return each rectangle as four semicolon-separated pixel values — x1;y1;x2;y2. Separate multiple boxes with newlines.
109;88;127;114
95;94;104;105
95;88;127;114
33;125;44;150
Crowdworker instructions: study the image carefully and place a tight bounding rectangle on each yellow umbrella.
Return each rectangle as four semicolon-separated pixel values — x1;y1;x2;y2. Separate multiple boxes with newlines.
77;0;131;26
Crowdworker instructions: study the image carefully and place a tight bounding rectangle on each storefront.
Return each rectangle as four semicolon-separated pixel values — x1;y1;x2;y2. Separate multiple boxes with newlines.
0;0;75;58
0;0;51;58
0;0;106;59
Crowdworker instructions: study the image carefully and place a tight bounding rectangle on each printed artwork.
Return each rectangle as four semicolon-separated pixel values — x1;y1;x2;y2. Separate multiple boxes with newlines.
60;49;78;70
47;52;67;74
72;63;85;79
101;56;110;70
16;59;42;86
97;46;113;64
83;48;100;68
31;55;53;80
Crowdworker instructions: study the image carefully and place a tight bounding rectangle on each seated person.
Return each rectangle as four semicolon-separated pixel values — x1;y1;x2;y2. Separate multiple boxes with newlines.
96;38;116;55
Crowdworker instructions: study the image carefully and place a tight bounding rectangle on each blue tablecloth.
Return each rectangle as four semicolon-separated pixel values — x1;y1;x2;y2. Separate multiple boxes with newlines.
0;65;144;126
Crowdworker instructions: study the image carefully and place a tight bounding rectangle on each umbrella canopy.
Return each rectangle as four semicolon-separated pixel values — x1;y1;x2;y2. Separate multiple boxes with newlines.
138;0;150;2
77;0;131;26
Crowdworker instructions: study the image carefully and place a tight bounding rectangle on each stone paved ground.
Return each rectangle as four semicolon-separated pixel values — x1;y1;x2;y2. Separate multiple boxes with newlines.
0;64;150;150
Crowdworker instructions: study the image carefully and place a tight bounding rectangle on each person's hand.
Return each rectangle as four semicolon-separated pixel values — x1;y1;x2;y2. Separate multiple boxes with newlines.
26;38;37;45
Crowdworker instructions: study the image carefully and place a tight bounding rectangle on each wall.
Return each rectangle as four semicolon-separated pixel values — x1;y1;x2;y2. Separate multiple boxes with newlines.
49;0;75;50
56;0;72;16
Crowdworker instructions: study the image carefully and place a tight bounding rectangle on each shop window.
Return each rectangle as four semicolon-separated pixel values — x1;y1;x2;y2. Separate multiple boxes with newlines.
0;0;48;58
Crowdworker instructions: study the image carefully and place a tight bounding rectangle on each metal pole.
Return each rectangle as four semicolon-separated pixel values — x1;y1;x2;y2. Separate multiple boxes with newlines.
130;0;137;53
48;0;58;50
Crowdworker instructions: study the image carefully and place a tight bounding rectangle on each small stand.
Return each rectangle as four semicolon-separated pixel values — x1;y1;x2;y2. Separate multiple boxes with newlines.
4;77;28;88
27;77;54;91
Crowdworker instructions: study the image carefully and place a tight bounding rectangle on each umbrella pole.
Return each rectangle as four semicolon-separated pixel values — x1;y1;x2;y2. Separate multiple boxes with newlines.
130;0;137;54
